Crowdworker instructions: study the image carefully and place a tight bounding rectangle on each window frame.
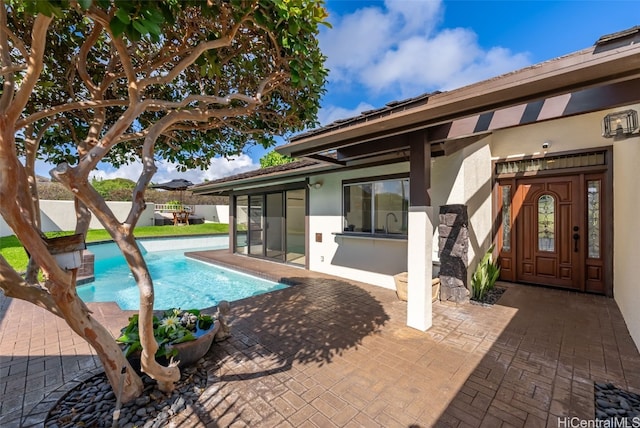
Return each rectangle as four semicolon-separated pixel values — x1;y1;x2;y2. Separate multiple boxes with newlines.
342;173;409;237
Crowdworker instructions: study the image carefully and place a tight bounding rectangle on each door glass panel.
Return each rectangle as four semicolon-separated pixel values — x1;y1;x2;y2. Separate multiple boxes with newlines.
587;180;601;259
249;195;263;255
265;193;284;261
538;194;555;252
235;195;248;254
501;185;511;252
286;189;306;265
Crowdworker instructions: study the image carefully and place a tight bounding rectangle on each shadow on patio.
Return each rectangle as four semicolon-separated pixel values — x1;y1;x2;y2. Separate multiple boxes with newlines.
172;275;392;426
433;284;640;427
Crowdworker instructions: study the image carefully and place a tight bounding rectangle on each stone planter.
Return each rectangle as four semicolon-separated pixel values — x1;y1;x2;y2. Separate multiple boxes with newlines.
171;320;220;367
394;273;441;302
126;321;220;374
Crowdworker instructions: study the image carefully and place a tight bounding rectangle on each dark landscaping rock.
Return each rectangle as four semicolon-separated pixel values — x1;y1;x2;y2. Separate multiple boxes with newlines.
44;360;211;428
594;381;640;422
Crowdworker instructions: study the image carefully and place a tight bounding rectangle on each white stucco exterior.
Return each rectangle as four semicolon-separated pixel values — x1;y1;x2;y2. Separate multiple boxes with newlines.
613;134;640;348
301;105;640;346
307;163;410;289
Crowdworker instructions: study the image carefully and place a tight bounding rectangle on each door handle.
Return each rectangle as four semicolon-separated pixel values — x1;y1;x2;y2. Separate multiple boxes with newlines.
573;233;580;252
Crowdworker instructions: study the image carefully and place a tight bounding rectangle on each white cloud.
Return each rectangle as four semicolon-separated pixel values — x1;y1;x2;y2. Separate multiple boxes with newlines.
322;1;531;97
318;102;376;125
88;154;259;185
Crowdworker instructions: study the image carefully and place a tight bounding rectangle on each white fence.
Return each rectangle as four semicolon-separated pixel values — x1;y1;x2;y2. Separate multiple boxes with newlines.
0;200;229;237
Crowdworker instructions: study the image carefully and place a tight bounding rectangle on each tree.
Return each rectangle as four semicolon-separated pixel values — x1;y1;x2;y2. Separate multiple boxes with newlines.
91;178;136;199
259;149;295;168
0;0;328;402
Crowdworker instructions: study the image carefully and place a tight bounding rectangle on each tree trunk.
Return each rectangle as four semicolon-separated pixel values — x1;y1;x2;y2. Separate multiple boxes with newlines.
114;234;180;391
0;124;144;402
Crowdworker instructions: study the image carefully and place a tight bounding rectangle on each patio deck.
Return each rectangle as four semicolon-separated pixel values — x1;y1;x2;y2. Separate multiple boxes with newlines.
1;249;640;427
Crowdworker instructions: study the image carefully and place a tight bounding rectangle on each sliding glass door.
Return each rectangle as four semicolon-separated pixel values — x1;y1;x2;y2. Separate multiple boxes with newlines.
286;189;306;266
234;187;306;266
265;193;284;261
248;195;264;255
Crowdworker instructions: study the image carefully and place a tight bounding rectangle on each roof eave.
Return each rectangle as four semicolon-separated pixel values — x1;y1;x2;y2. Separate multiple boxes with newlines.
191;163;337;195
279;43;640;157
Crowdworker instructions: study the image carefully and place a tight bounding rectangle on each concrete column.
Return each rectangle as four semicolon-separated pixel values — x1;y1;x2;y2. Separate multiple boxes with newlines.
407;207;433;330
407;131;433;331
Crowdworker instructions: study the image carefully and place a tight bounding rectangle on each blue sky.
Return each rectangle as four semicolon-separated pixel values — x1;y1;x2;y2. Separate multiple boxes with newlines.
81;0;640;183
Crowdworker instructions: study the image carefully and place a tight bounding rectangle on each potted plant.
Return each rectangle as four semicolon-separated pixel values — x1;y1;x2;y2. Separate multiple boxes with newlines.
117;308;218;370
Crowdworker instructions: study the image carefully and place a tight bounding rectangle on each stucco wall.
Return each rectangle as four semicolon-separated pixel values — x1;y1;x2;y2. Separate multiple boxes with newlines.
613;134;640;349
0;200;156;237
490;104;640;350
190;205;229;223
0;201;230;237
490;109;614;157
432;138;494;284
308;163;410;289
307;146;494;290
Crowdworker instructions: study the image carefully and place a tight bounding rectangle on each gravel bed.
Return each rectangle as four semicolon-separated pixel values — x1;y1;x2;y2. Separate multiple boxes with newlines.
470;286;506;306
45;360;210;428
595;382;640;421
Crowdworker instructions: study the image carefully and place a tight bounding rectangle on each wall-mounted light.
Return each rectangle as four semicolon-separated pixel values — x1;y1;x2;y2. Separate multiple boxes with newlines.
307;182;322;189
602;109;639;139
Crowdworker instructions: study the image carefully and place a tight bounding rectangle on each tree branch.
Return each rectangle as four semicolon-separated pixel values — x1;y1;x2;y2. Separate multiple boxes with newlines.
0;257;62;317
17;99;128;129
6;13;52;122
0;1;14;112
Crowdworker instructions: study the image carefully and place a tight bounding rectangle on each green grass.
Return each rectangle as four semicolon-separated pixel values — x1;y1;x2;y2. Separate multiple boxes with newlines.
0;223;229;272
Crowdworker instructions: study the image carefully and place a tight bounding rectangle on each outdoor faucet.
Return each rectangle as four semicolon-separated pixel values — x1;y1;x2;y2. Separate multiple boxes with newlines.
385;212;398;234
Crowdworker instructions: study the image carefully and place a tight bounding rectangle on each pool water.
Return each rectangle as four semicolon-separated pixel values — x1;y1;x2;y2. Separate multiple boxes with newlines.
77;242;288;310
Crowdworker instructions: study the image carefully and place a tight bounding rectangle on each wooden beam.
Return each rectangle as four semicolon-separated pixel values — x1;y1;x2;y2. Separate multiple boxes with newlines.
306;154;346;165
409;131;431;207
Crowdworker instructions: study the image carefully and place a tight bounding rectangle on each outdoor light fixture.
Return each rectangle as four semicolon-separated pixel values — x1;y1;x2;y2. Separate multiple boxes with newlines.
307;181;322;189
602;109;639;138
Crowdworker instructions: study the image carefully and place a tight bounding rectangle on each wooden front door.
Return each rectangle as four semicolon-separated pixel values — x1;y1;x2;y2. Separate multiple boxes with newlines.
497;171;609;294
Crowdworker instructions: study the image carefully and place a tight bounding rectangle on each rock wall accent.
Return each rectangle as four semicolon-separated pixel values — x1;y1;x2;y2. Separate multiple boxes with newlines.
438;204;469;303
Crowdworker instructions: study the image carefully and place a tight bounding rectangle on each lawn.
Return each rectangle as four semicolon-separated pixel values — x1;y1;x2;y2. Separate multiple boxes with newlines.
0;223;229;272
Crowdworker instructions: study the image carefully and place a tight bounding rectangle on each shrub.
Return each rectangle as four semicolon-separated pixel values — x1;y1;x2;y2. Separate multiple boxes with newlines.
471;245;501;301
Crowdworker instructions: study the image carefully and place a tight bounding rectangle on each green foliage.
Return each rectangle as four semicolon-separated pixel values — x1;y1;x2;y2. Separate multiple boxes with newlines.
10;0;329;170
471;245;501;301
90;178;136;199
259;150;295;168
116;309;214;359
165;200;183;210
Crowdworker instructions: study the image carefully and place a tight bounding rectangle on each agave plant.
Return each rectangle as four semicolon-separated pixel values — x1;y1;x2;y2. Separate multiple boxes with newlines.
471;245;501;301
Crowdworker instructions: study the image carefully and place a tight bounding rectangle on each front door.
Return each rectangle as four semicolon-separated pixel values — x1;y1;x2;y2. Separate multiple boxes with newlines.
516;176;581;289
497;170;609;294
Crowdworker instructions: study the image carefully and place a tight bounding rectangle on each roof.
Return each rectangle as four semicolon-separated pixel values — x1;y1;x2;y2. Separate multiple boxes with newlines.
190;158;335;194
278;26;640;158
193;26;640;195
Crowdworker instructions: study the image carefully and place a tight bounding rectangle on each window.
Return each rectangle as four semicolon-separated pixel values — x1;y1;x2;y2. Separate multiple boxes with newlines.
343;178;409;235
538;194;555;252
501;185;511;252
587;180;601;259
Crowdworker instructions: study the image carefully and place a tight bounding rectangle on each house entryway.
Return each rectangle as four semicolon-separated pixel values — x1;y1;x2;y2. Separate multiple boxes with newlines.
496;149;612;295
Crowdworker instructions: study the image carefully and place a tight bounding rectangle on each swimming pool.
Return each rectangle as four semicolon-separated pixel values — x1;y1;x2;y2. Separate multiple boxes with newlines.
76;236;288;310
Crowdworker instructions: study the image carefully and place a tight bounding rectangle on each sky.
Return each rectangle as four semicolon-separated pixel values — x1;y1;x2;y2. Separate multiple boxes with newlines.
39;0;640;184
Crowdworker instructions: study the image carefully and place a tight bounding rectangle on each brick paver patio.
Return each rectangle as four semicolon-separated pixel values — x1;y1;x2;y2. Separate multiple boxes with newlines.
2;250;640;427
